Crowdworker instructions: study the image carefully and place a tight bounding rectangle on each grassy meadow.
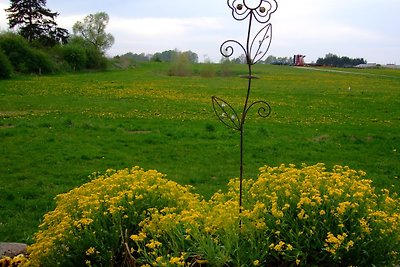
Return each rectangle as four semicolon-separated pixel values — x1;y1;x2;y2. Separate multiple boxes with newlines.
1;63;399;243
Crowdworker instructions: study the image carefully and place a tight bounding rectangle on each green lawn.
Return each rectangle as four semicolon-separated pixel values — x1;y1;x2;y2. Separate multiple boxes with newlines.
1;63;399;243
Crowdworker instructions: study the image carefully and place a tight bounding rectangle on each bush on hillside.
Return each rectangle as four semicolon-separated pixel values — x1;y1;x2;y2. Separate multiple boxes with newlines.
67;36;108;71
85;47;108;70
0;49;13;78
22;164;400;266
0;32;31;72
168;52;193;76
60;44;87;71
0;32;54;74
28;48;54;74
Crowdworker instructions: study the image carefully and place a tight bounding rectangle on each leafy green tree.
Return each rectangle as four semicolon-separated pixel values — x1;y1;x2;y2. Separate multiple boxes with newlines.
72;12;114;53
5;0;69;46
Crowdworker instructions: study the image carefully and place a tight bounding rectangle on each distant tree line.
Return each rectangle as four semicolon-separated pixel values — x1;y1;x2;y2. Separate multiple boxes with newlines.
0;0;114;79
316;53;366;68
115;49;199;64
225;53;368;67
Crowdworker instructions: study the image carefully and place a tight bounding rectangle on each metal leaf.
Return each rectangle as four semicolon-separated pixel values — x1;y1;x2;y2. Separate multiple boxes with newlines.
212;96;241;131
250;23;273;64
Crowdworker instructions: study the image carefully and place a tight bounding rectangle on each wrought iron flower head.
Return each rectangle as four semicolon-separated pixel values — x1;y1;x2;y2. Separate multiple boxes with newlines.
228;0;278;23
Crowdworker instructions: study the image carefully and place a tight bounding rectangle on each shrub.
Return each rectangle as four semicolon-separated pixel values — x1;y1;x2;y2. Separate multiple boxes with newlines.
0;48;13;78
27;48;54;74
238;164;400;266
84;46;108;70
0;32;31;72
60;44;87;71
25;164;400;266
168;52;192;76
0;32;54;74
27;167;201;266
130;164;400;266
66;36;108;71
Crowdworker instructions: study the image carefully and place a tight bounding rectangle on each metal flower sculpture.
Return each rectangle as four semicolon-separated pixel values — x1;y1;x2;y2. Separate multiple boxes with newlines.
212;0;278;209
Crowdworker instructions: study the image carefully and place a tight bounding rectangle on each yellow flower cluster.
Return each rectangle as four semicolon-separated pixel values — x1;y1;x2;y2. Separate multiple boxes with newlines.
21;163;400;266
324;232;352;254
26;167;201;266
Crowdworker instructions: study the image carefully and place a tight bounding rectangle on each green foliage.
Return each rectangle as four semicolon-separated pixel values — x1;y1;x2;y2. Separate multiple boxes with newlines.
84;45;108;70
317;53;366;67
60;44;87;71
151;49;198;63
72;12;114;53
25;164;400;266
0;32;31;72
63;36;108;70
0;48;13;78
0;32;54;74
28;48;54;74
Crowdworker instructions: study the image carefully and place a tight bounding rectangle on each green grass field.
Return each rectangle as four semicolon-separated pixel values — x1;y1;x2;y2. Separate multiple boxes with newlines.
1;63;399;243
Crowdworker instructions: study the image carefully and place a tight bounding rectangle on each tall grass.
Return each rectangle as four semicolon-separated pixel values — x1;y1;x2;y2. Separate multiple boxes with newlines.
0;63;399;243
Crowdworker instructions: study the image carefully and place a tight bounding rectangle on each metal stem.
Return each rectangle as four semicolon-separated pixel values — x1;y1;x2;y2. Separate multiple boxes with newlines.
212;0;277;218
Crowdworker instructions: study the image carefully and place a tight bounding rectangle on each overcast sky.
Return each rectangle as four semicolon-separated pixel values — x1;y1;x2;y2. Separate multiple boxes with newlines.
0;0;399;64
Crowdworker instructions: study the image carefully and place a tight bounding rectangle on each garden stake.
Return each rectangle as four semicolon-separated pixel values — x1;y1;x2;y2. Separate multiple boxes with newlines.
212;0;278;214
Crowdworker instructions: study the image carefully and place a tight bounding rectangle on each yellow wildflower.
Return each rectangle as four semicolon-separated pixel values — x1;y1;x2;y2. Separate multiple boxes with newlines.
145;239;162;249
169;255;185;265
130;232;146;242
274;241;285;251
85;247;96;256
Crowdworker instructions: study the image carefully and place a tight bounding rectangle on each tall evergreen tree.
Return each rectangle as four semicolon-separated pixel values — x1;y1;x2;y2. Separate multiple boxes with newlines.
5;0;69;46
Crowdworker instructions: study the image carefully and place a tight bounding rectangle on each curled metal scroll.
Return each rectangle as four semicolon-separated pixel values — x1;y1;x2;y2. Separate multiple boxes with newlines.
220;40;246;59
212;0;278;211
245;100;272;119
